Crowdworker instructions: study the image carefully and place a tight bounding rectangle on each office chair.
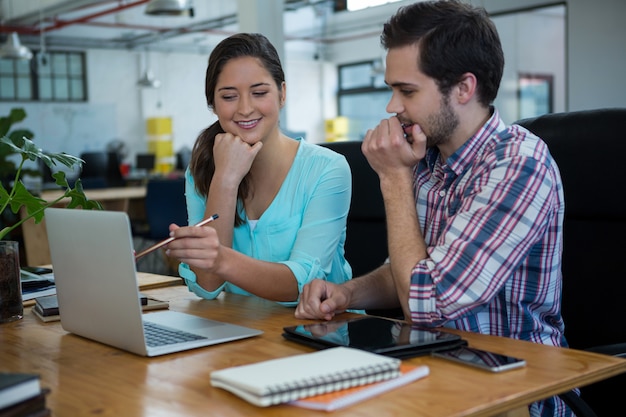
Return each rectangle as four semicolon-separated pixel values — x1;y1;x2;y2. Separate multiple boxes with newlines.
176;147;192;172
320;141;402;319
516;108;626;417
135;177;187;276
78;151;108;188
144;177;187;240
105;151;126;187
320;141;388;276
78;151;125;188
136;153;156;174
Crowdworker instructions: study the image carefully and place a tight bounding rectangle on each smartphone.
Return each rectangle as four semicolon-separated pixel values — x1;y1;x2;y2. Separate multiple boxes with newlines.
432;346;526;372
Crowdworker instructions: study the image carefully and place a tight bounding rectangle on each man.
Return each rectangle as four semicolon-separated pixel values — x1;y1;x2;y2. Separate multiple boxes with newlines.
295;1;571;416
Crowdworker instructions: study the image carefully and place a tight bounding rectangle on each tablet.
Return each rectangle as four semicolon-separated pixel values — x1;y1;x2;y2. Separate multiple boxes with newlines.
282;316;466;359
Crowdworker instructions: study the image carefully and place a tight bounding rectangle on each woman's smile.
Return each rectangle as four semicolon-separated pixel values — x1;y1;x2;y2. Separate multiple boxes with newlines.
236;118;261;129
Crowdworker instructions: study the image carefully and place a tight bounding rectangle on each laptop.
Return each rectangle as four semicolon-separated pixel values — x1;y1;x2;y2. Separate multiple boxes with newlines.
44;208;262;357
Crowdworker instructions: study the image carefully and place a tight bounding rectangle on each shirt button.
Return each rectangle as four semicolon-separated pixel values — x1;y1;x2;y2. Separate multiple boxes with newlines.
439;190;446;197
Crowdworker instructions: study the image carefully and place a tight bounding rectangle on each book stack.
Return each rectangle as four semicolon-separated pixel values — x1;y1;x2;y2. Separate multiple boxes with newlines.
32;293;169;322
0;372;50;417
31;295;59;323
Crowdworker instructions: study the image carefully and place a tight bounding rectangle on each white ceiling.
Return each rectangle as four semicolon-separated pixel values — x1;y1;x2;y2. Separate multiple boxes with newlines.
0;0;388;55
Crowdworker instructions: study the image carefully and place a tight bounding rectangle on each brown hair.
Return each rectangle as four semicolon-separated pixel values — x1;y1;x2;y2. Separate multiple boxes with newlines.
381;0;503;106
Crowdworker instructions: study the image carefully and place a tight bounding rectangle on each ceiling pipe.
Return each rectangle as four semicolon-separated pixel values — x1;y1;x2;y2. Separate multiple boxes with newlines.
43;0;151;33
0;0;383;51
0;0;151;35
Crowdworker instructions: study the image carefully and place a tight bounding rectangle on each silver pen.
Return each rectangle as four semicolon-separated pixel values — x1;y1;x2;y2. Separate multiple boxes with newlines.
134;213;219;260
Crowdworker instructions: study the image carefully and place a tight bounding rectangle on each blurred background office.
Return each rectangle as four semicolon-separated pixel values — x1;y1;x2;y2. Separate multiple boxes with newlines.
0;0;624;176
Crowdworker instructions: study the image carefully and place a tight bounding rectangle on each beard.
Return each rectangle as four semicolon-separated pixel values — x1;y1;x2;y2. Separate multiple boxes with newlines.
424;94;459;148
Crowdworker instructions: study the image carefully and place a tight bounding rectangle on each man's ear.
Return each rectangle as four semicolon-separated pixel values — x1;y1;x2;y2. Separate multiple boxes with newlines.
456;72;477;104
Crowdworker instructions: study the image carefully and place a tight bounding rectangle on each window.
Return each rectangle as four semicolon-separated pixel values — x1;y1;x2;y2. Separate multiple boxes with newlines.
0;51;87;102
518;73;553;119
337;60;391;141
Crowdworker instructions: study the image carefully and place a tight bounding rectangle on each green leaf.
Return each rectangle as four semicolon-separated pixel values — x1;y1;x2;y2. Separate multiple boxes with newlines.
52;171;70;188
46;152;84;170
0;108;27;137
64;180;103;210
7;181;47;223
0;107;102;241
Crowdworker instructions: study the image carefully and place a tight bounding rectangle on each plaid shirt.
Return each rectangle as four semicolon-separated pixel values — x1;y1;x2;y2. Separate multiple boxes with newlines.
409;109;566;344
408;110;569;416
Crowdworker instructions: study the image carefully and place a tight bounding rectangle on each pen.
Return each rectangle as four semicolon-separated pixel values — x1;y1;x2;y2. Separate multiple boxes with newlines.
134;213;219;261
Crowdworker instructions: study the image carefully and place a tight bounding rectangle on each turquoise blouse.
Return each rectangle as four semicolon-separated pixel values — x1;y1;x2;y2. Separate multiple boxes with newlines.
179;139;353;306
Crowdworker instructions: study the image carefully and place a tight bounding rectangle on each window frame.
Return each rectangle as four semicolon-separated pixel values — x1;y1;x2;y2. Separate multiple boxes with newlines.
337;60;391;141
0;50;88;102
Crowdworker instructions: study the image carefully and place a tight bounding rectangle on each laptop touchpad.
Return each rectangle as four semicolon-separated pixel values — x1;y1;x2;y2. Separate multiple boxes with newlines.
145;311;223;330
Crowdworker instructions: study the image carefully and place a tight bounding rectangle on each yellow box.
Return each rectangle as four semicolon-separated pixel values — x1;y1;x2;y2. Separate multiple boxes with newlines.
325;117;349;136
146;117;172;135
325;135;348;142
155;162;174;174
147;140;174;157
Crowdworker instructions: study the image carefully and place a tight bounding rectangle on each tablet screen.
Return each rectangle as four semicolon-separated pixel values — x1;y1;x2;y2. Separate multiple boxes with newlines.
283;316;464;357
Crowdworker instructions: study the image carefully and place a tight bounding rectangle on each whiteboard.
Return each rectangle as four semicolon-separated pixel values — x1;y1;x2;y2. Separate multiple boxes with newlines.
1;102;117;157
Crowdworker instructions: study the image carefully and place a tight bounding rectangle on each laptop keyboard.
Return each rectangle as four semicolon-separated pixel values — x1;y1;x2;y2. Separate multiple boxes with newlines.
143;321;208;347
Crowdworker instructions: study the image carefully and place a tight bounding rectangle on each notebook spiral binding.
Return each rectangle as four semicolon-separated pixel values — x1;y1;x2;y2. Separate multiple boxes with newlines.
265;363;400;401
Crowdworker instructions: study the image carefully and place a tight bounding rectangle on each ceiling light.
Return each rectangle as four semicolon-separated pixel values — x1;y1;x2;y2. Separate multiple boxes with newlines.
0;32;33;60
145;0;194;16
137;70;161;88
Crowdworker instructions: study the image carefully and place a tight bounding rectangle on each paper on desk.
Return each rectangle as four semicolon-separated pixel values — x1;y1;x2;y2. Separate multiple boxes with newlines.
21;271;56;301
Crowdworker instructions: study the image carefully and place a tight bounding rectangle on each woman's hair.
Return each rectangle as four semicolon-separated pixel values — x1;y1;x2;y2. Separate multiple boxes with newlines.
380;0;504;106
189;33;285;226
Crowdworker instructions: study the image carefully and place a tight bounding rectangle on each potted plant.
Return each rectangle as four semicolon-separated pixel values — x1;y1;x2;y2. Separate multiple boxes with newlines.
0;107;102;322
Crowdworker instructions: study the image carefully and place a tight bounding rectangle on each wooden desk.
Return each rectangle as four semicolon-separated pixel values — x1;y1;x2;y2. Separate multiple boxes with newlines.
39;186;147;212
2;283;626;417
21;271;181;308
20;186;146;266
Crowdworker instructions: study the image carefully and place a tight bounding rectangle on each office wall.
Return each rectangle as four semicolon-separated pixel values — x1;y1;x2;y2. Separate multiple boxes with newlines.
567;0;626;110
479;0;626;111
0;0;624;166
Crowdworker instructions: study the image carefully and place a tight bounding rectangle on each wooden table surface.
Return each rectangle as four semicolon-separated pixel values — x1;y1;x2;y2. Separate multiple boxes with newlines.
3;283;626;417
20;186;147;266
39;186;147;208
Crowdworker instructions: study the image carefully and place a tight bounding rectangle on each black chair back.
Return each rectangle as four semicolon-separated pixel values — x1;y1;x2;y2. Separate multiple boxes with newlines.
319;141;388;277
516;108;626;417
144;177;187;241
79;151;125;188
320;141;403;319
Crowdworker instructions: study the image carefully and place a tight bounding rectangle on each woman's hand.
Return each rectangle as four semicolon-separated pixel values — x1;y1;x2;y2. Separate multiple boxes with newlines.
212;132;263;187
165;223;222;272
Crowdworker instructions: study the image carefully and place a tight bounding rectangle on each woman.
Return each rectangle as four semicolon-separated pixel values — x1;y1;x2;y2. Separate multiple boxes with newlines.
166;33;353;306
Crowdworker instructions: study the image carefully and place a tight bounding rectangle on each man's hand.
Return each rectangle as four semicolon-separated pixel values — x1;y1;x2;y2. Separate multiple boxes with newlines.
295;279;351;321
362;116;427;178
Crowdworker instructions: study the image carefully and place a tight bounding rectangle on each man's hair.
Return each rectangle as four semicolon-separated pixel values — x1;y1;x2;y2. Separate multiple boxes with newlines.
381;0;504;106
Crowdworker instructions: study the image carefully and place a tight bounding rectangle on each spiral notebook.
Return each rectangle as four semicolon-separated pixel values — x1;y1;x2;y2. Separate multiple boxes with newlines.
210;347;401;407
